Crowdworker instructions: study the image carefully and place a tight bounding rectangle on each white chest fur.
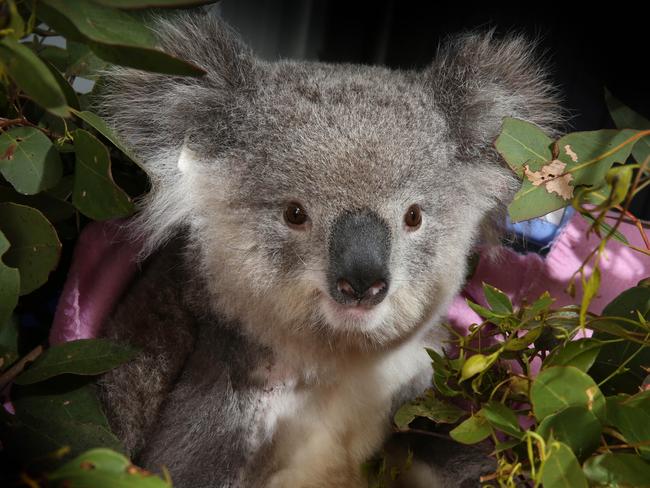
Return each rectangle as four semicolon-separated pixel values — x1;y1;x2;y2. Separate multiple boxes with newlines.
251;337;432;487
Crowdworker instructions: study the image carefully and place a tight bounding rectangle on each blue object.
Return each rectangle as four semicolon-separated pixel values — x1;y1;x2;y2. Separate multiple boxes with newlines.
506;206;575;252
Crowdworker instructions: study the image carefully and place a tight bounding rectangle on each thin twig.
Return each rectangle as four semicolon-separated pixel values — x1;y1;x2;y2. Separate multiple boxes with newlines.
0;345;44;392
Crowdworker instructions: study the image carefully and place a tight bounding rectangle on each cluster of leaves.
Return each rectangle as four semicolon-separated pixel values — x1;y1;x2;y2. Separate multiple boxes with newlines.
388;106;650;486
0;1;218;486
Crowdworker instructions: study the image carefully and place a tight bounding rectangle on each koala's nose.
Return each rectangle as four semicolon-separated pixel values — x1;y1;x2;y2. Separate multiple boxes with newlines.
328;209;391;306
337;277;388;302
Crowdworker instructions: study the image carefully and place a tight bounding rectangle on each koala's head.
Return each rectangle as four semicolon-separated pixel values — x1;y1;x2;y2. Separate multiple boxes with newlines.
101;13;561;353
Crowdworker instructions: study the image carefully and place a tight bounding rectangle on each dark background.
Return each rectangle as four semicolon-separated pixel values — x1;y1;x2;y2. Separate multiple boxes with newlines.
217;0;650;218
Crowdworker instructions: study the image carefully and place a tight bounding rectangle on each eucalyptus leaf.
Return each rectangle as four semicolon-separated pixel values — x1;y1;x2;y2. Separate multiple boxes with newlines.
73;129;134;220
530;366;605;421
14;338;139;385
482;283;513;314
0;202;61;295
449;411;492;445
0;127;63;195
583;453;650;487
0;38;70;117
0;230;19;328
48;448;171;487
482;401;522;439
537;406;601;459
0;314;19;371
394;390;464;428
38;0;205;76
494;117;553;178
606;89;650;167
544;339;602;373
460;352;499;382
0;185;75;224
605;394;650;460
540;441;588;488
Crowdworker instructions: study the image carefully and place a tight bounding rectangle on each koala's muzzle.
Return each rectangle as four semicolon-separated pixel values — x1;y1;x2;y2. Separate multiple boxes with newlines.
328;210;391;306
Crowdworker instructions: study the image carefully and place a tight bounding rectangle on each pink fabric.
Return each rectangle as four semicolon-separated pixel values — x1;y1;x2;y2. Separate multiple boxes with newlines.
50;213;650;345
49;221;142;345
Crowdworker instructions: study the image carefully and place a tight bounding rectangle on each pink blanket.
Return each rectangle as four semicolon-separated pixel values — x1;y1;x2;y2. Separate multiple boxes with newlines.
50;213;650;345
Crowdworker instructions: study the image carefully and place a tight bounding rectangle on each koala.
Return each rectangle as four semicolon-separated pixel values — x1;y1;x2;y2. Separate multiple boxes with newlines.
96;11;560;488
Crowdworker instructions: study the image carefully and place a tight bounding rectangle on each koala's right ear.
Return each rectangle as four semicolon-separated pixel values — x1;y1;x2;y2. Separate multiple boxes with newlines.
99;12;258;169
98;13;259;256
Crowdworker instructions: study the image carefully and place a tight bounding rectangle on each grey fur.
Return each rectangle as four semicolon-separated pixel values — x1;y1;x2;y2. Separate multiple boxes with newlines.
97;11;562;488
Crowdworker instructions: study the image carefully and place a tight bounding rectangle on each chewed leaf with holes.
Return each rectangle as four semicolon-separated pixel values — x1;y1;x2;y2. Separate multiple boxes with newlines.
0;127;63;195
496;118;643;222
73;129;134;220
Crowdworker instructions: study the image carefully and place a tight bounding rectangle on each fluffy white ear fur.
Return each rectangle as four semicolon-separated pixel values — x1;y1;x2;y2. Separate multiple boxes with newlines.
177;140;199;174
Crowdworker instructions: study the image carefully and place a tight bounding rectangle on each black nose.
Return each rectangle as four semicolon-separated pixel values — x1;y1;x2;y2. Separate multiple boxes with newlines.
328;210;391;306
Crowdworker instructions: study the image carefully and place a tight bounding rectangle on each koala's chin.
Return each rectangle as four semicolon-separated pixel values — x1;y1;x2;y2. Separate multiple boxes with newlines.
97;11;562;488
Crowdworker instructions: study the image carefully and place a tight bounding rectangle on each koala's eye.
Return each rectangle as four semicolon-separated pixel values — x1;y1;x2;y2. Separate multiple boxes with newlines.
404;204;422;230
284;202;309;229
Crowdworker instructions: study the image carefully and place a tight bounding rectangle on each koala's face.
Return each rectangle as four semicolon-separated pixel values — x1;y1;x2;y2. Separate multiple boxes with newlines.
104;15;558;351
183;62;513;350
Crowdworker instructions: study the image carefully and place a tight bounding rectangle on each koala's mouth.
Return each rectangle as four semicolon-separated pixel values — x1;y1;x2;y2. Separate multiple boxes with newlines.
319;291;389;331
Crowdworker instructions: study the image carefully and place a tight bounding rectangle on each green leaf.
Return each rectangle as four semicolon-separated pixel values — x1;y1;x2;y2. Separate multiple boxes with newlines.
540;441;588;488
544;339;602;373
42;58;81;111
522;291;555;323
48;448;171;487
482;401;523;439
66;41;109;79
0;38;70;117
71;109;143;169
93;0;216;7
537;406;601;459
0;127;63;195
394;390;464;428
494;117;554;178
0;408;122;461
466;299;507;321
590;286;650;395
482;282;513;314
583;453;650;487
449;411;492;445
460;351;499;382
580;267;601;327
503;327;542;352
73;129;134;220
38;0;205;76
606;89;650;167
606;394;650;460
0;230;19;328
14;338;138;385
0;202;61;295
530;366;606;421
0;185;75;224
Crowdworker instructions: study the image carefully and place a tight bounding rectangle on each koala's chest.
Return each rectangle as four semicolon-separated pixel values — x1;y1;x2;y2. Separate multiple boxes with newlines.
246;341;432;481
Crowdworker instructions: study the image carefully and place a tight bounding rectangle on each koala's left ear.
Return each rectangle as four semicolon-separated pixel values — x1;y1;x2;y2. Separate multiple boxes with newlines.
425;31;563;162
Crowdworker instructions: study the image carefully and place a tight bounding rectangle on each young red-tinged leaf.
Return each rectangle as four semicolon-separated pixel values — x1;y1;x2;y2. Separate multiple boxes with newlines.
0;203;61;296
540;441;588;488
0;230;19;328
482;283;513;314
14;339;139;385
544;339;602;373
73;129;134;220
606;89;650;168
0;127;63;195
537;406;601;459
0;38;70;117
482;401;523;439
449;411;492;445
530;366;606;421
583;453;650;488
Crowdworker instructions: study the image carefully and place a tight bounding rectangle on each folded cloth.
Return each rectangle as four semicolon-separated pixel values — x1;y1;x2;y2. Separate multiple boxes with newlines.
50;213;650;345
